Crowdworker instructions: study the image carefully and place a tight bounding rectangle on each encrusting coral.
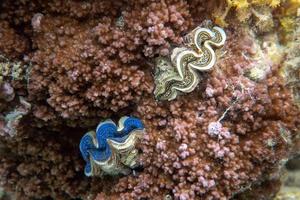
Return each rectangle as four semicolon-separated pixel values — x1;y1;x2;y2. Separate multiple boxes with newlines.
0;0;299;200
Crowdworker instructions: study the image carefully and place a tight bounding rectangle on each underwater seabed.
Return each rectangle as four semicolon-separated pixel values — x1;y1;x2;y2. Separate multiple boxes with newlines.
0;0;300;199
1;156;300;200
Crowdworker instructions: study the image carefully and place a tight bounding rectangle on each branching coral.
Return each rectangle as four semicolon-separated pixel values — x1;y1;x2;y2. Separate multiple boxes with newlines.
0;129;106;200
0;22;28;59
95;30;299;200
0;0;299;200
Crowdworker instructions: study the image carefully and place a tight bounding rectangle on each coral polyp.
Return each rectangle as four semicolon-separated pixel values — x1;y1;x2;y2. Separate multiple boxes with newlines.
154;25;226;101
79;116;144;176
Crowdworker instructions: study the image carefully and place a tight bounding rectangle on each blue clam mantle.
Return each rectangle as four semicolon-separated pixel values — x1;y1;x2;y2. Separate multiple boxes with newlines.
79;116;144;176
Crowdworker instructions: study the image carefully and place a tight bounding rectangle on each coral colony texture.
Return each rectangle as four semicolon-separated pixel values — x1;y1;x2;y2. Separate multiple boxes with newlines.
0;0;299;200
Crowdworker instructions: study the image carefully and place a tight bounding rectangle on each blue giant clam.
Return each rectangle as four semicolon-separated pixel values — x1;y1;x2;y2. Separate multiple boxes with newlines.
79;116;144;176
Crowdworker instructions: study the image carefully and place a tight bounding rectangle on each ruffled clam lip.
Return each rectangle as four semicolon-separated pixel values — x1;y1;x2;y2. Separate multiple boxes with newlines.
79;116;144;176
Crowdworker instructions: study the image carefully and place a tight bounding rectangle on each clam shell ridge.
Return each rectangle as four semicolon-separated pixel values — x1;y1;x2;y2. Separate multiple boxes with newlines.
154;25;226;101
79;116;144;176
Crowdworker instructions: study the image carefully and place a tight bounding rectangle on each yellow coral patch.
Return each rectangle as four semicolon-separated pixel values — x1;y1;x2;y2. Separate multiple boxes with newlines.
232;0;250;9
269;0;281;7
252;0;281;7
280;17;295;32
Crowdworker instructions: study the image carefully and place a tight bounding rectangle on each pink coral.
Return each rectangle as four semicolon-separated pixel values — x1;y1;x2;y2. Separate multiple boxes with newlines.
0;0;299;200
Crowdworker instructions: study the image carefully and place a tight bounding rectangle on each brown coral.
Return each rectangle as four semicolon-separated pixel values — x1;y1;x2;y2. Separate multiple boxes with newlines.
0;21;28;59
0;0;299;200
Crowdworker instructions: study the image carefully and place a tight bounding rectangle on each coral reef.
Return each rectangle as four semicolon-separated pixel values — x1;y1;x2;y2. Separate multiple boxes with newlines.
0;56;32;137
0;0;299;200
100;30;299;199
0;128;106;200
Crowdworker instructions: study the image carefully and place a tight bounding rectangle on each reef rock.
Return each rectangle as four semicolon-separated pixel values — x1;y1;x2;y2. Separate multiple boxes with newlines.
0;0;299;200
